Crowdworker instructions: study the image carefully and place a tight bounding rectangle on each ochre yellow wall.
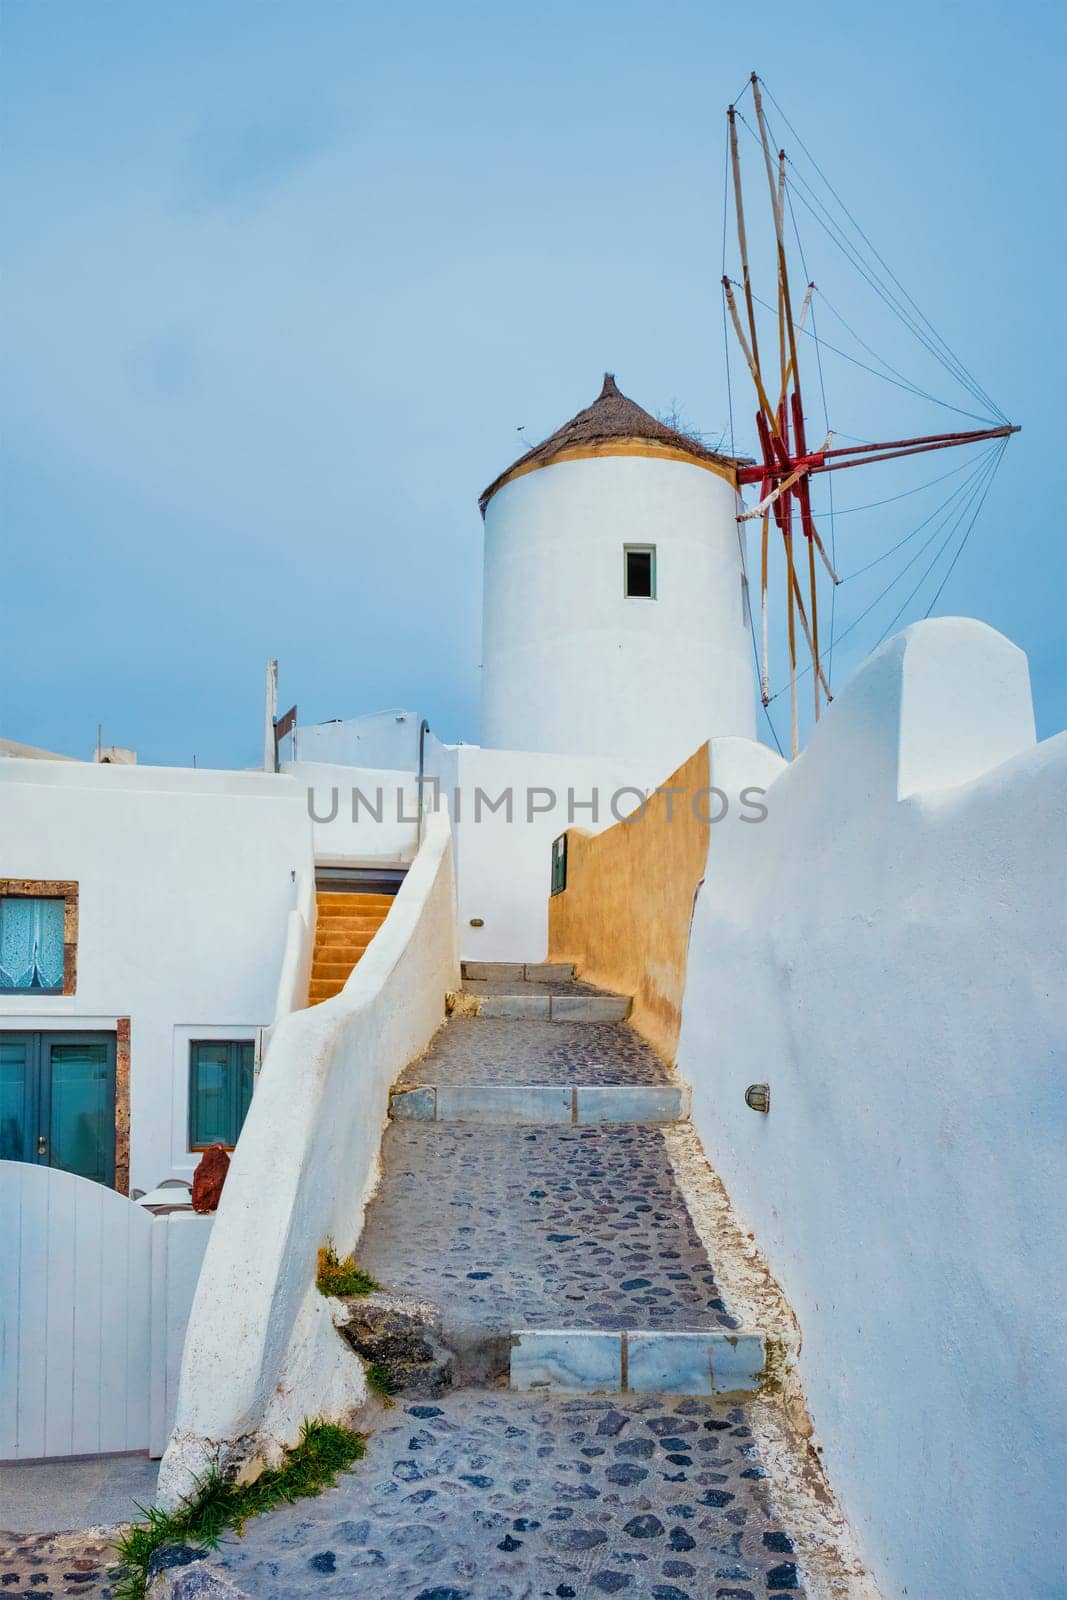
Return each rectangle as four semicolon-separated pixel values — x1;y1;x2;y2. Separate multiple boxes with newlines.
547;743;710;1062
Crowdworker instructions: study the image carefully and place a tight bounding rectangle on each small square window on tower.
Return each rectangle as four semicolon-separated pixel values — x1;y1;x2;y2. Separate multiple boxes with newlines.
624;544;656;598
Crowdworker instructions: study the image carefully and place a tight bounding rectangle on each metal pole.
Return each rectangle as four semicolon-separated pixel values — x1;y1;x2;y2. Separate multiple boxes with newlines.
263;660;278;773
416;719;430;846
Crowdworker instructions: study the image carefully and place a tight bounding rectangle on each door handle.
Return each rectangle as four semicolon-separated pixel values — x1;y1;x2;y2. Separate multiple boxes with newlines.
37;1133;48;1158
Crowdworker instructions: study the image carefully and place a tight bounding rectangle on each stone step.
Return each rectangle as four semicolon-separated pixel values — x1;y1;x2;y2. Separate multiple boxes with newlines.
510;1326;766;1396
314;916;388;939
390;1082;689;1125
338;1297;764;1398
316;892;393;917
313;958;365;981
313;933;375;957
396;1015;672;1093
462;960;575;983
357;1122;741;1346
308;976;349;1003
464;991;632;1022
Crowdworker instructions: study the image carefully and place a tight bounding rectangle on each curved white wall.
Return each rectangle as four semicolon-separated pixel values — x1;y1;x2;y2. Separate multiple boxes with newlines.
157;810;459;1511
481;454;755;771
677;620;1064;1600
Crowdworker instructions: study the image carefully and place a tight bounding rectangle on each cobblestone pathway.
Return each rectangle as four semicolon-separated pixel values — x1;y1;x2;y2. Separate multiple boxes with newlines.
400;1019;671;1088
358;1123;737;1332
0;1529;120;1598
203;1393;803;1600
1;977;823;1599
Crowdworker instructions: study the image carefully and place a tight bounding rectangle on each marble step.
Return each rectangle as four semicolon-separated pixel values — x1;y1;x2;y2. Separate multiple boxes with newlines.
510;1326;766;1396
389;1082;689;1125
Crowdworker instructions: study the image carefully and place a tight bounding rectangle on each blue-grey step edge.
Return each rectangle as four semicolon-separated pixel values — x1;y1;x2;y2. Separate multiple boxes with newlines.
463;991;632;1022
510;1329;767;1396
389;1082;690;1125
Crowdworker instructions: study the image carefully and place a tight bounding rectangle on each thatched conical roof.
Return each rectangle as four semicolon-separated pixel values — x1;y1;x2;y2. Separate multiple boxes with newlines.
479;373;742;515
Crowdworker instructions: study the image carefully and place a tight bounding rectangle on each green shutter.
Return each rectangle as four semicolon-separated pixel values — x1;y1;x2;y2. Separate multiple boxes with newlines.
551;834;568;896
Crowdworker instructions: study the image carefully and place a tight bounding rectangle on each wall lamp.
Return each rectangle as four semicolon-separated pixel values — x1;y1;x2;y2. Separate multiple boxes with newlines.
745;1082;770;1114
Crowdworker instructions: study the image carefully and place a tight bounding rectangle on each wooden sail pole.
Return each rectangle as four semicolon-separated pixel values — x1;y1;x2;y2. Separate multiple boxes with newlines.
753;74;823;721
760;509;770;704
789;562;834;701
779;399;800;756
728;106;764;389
722;280;780;433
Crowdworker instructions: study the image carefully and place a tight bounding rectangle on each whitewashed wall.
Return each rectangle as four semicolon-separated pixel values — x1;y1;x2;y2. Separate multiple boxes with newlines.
282;759;419;865
0;1161;211;1460
428;741;665;963
481;454;755;771
157;810;459;1511
285;710;422;771
0;760;313;1191
677;619;1067;1600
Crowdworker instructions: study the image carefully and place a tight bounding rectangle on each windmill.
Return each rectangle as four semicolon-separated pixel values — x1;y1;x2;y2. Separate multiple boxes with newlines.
722;73;1019;757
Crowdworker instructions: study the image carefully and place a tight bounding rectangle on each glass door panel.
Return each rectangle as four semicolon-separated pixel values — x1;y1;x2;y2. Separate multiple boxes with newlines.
0;1031;115;1186
0;1035;34;1162
45;1038;115;1185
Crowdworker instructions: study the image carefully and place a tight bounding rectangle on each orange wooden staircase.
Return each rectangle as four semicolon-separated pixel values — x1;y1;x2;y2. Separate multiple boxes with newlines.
307;891;393;1006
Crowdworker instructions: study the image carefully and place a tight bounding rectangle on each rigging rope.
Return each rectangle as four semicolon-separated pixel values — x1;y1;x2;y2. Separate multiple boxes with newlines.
871;444;1005;645
837;446;1000;582
756;80;1008;423
806;448;999;517
733;95;1003;418
741;279;1001;426
921;440;1008;618
765;446;1004;701
781;172;1005;423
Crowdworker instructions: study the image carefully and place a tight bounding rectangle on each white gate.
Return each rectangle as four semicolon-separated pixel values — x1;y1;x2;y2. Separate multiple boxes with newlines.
0;1161;211;1461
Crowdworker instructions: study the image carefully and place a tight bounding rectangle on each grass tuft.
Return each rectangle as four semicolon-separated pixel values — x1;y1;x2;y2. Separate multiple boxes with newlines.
363;1360;397;1405
316;1239;381;1298
111;1418;364;1599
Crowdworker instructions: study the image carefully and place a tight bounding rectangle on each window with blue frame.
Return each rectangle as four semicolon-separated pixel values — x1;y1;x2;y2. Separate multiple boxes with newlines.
0;896;65;993
188;1040;255;1149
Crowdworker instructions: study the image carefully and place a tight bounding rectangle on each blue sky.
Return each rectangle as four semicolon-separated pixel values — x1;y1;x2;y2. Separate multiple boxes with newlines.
3;0;1063;766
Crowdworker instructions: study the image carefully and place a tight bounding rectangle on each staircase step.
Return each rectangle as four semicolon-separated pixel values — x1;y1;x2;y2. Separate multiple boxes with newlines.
313;959;361;980
314;928;381;950
389;1082;689;1125
317;893;393;916
463;992;631;1022
358;1121;738;1345
510;1327;765;1396
396;1015;670;1092
308;977;349;1002
461;961;575;983
315;914;388;934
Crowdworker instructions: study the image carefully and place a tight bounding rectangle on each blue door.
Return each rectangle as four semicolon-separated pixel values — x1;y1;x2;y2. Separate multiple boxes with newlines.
0;1032;116;1187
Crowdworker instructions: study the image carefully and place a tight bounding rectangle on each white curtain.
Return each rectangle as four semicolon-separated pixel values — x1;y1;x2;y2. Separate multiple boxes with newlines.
0;897;65;990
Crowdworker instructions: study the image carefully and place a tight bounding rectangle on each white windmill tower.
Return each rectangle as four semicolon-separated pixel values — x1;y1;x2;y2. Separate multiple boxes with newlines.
478;373;756;772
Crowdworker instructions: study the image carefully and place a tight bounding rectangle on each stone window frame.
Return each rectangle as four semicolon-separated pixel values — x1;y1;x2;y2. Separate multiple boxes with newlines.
0;878;79;996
